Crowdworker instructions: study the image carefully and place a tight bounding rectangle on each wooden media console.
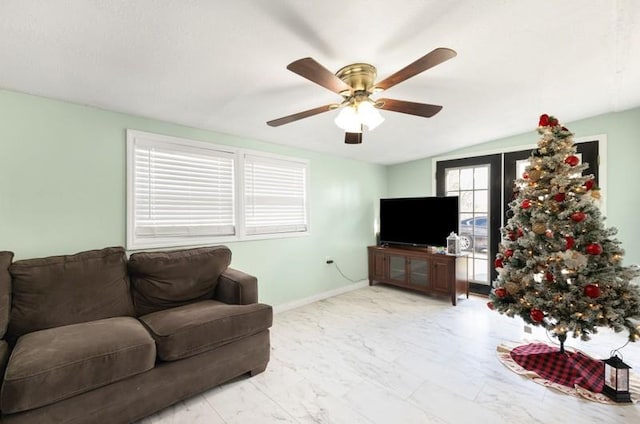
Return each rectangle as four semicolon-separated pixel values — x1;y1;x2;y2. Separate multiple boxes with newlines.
367;245;469;306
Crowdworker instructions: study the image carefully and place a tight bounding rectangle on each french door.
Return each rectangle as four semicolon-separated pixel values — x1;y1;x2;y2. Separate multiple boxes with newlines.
436;140;599;295
436;155;501;295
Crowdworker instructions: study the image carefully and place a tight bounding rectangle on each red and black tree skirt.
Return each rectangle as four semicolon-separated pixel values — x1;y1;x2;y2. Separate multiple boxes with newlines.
510;343;604;393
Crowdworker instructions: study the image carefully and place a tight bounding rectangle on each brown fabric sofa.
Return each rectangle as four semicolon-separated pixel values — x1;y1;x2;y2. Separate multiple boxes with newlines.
0;246;272;424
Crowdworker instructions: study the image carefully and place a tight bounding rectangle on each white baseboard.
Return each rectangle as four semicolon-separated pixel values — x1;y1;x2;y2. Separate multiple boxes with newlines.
273;280;369;314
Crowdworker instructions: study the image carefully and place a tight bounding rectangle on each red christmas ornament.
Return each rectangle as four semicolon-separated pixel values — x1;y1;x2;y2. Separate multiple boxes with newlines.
523;172;529;179
503;249;514;258
565;155;580;167
565;236;575;250
522;199;532;209
487;301;495;310
584;284;601;299
545;272;554;282
553;192;566;202
585;243;603;255
530;309;544;322
584;179;595;191
539;114;550;127
517;227;524;238
571;211;586;222
495;258;504;269
508;231;517;241
494;287;507;298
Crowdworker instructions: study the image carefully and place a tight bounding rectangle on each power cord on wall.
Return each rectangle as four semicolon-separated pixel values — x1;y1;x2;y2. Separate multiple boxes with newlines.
326;259;363;283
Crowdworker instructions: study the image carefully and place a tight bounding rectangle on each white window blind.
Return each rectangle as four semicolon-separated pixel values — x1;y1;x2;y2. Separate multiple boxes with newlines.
130;135;235;245
244;154;308;235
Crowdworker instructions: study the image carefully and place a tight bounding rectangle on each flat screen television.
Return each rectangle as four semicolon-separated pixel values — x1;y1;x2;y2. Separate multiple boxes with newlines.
379;196;459;247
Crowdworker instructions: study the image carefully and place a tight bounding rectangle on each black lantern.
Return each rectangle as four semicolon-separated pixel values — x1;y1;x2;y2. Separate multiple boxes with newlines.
602;354;632;403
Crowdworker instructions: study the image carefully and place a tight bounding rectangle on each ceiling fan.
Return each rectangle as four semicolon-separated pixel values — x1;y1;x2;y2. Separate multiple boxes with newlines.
267;48;457;144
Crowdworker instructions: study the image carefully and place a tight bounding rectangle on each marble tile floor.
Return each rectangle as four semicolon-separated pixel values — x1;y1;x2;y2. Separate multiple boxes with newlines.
139;285;640;424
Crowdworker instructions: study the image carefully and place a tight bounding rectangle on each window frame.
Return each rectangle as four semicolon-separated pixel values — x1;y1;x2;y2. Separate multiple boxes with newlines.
240;151;310;238
126;130;310;250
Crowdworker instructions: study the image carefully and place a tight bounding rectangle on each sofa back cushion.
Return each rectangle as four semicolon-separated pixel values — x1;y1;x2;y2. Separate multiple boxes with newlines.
128;246;232;316
7;247;134;340
0;251;13;339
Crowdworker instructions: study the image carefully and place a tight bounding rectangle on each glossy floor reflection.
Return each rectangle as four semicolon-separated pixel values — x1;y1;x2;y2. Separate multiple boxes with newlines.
140;285;640;423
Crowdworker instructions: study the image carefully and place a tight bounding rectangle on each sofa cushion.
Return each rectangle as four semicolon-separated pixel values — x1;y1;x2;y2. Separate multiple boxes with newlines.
128;246;232;316
0;317;156;414
140;300;273;361
0;251;13;339
7;247;134;340
0;340;10;389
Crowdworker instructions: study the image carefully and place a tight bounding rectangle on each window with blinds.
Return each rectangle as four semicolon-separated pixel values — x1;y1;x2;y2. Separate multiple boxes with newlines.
244;154;308;235
127;131;236;249
127;130;309;249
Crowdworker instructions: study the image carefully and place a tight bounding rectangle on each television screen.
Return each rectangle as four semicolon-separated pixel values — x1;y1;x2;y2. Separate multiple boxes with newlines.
379;196;459;247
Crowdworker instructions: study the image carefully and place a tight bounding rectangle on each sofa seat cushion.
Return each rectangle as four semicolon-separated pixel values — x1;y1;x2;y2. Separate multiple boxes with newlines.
140;300;273;361
0;317;156;414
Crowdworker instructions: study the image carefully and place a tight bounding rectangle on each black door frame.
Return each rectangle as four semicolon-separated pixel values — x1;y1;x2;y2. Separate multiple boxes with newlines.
436;138;602;294
435;140;599;296
436;154;502;295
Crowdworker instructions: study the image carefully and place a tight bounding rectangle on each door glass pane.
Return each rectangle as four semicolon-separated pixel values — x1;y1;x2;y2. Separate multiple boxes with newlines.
459;191;473;213
516;159;528;185
445;165;490;285
459;168;473;190
570;153;583;178
474;167;488;189
474;190;488;213
446;169;460;191
473;258;488;281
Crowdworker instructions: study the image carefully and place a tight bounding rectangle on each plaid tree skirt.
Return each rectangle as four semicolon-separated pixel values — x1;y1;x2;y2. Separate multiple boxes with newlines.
497;341;640;404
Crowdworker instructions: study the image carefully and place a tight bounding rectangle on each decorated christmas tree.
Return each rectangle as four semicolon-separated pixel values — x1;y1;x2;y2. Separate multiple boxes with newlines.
488;114;640;351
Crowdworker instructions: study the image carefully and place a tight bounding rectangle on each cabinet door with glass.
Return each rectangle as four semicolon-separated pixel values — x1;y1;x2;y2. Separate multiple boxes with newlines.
408;256;430;288
387;254;407;284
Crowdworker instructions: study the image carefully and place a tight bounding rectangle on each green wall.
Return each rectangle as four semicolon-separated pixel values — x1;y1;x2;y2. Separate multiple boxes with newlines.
387;108;640;265
0;89;387;306
3;87;637;307
387;157;434;197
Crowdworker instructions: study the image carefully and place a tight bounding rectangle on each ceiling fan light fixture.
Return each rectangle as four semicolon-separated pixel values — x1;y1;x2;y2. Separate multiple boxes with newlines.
358;100;384;130
334;100;384;132
268;48;457;142
334;105;362;133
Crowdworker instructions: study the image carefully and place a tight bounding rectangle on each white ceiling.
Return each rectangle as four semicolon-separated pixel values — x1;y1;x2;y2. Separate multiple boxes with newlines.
1;0;639;165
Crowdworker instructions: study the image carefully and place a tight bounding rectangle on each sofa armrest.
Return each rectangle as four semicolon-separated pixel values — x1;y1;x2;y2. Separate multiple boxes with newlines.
214;268;258;305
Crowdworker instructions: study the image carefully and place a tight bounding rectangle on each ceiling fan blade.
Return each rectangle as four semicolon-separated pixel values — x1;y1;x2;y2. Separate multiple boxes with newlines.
287;58;352;94
267;104;335;127
377;98;443;118
344;132;363;144
374;48;457;91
